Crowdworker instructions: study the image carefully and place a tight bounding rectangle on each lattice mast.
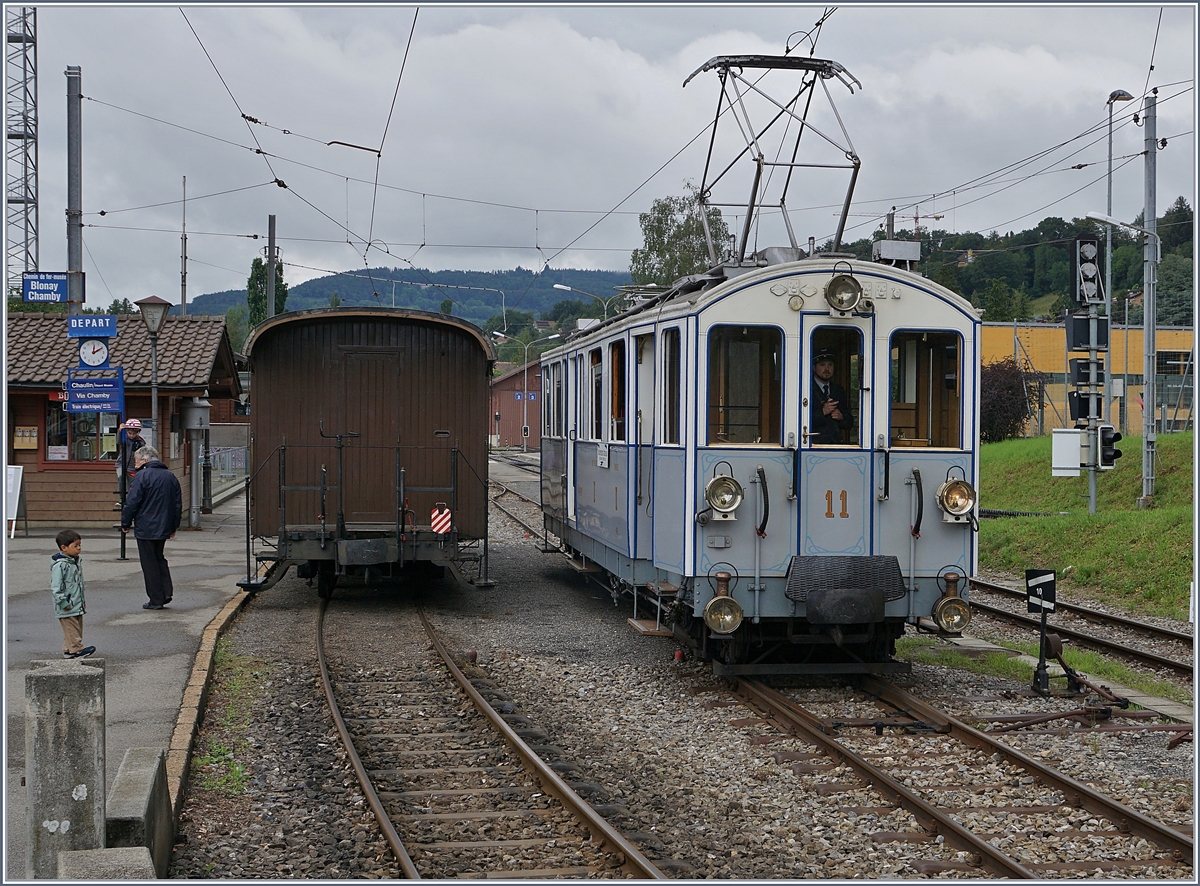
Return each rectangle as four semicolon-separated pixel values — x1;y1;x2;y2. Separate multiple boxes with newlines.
5;6;38;298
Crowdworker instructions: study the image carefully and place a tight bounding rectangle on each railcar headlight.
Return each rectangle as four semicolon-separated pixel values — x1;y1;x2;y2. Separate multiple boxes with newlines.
704;475;744;513
933;596;971;634
936;479;977;516
824;274;863;313
703;595;744;634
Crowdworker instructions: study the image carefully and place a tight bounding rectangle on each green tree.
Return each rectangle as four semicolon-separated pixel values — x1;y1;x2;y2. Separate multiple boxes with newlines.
1156;253;1194;327
225;304;249;352
630;184;731;286
440;298;453;315
329;291;341;308
247;257;288;327
105;297;136;314
1158;196;1193;253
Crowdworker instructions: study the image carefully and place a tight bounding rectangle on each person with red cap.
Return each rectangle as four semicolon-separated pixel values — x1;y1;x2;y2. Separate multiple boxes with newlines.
114;418;147;510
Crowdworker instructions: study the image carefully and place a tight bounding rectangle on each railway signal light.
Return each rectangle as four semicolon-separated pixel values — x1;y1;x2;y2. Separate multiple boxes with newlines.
1098;424;1122;469
1072;234;1103;305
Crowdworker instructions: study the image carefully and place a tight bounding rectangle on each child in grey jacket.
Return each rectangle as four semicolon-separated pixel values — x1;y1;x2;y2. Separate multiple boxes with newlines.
51;529;95;659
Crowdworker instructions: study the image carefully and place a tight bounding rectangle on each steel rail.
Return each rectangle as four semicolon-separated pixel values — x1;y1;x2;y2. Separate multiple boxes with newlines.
416;606;667;880
316;598;421;878
861;677;1194;865
489;492;545;537
736;678;1037;879
967;598;1193;677
970;577;1194;644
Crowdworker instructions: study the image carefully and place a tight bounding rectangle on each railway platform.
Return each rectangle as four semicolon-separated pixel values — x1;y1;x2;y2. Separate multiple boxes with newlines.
4;493;251;879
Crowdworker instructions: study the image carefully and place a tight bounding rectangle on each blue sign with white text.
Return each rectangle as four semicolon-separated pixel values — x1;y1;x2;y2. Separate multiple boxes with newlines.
66;368;124;413
67;315;117;338
22;271;70;303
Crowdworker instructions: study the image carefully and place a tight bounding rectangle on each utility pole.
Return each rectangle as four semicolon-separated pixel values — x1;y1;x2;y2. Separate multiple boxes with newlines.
1140;92;1158;508
180;176;187;315
65;65;82;315
266;214;277;319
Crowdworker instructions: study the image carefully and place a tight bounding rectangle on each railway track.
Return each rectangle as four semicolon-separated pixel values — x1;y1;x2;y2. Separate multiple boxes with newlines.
968;578;1194;679
732;676;1193;878
316;597;665;878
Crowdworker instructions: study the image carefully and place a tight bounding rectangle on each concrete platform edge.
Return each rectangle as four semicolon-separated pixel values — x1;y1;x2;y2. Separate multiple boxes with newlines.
166;589;252;819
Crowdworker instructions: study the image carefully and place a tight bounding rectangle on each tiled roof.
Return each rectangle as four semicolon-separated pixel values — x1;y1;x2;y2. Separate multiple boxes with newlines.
6;313;240;395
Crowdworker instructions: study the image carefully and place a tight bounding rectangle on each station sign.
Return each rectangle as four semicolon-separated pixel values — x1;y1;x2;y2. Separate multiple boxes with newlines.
67;315;117;338
65;368;124;413
22;271;72;303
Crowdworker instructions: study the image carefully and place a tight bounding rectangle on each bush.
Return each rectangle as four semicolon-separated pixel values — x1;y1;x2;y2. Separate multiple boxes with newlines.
980;357;1042;442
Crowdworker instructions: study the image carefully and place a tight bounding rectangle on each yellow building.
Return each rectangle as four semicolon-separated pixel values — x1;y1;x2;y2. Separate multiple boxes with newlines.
980;322;1193;434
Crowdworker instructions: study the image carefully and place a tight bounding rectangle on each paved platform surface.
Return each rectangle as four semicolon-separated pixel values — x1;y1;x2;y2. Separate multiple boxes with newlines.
4;493;249;880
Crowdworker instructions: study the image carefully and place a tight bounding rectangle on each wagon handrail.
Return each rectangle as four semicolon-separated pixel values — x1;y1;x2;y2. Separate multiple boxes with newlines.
240;444;282;590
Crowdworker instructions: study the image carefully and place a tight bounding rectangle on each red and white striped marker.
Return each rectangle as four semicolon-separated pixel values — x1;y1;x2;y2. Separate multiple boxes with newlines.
431;506;452;534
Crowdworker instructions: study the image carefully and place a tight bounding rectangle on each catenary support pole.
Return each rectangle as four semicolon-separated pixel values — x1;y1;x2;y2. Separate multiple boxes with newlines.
65;65;82;316
1140;93;1157;507
266;214;277;319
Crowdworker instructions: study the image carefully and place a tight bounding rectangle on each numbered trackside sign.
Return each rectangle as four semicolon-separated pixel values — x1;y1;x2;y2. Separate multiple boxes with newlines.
431;506;452;534
1026;569;1056;613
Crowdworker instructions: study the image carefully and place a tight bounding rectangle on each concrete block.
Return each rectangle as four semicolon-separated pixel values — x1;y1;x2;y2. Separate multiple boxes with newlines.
106;748;173;878
25;658;106;878
58;846;156;879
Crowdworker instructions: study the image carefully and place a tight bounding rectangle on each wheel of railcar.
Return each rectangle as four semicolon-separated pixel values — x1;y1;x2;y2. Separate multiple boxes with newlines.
317;569;336;600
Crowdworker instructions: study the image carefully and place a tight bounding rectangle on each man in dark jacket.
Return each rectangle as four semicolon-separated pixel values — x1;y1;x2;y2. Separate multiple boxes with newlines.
120;446;182;610
810;348;855;444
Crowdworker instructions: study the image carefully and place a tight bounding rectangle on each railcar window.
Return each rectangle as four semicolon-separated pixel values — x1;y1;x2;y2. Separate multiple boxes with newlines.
809;328;862;446
589;349;604;440
662;328;681;444
888;331;962;448
610;341;626;441
707;326;782;445
553;361;565;437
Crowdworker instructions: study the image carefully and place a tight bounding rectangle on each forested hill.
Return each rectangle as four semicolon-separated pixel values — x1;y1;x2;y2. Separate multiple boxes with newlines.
186;267;632;327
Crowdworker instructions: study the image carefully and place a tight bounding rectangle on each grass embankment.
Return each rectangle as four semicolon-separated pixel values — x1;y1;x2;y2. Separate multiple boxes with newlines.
191;638;268;794
896;635;1193;706
977;431;1194;620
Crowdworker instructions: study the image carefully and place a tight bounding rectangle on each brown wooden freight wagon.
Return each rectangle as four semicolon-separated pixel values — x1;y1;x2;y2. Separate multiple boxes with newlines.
240;308;496;595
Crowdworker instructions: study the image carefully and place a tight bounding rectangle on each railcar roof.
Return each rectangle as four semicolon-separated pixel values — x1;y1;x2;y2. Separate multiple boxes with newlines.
243;306;497;362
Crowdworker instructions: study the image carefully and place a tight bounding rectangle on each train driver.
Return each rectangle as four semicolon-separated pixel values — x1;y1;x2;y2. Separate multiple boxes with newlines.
810;348;855;444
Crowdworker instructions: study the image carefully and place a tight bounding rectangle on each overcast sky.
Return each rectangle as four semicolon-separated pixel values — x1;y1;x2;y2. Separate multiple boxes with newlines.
18;2;1198;310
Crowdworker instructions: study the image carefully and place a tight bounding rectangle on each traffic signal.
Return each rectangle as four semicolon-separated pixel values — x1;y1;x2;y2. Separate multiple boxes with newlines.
1072;235;1103;305
1098;424;1122;469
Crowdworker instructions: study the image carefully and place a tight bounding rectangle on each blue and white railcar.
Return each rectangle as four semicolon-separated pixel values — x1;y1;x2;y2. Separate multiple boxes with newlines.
540;255;981;674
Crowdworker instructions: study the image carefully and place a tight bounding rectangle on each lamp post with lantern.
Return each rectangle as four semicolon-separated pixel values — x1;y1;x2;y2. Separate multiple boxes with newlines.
135;296;171;452
1105;88;1134;425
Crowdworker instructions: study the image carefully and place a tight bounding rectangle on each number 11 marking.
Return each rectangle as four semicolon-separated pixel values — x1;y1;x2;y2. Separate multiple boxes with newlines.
825;489;850;518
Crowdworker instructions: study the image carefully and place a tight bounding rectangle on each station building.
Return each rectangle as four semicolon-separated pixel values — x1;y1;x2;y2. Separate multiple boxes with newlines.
6;313;241;528
980;322;1194;435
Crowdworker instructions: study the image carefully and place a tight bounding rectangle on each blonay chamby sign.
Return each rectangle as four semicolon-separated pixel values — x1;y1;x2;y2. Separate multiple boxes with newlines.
22;271;81;303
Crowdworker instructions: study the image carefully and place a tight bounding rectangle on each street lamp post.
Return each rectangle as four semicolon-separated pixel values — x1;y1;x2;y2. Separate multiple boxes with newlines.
135;296;172;453
1105;89;1134;425
496;332;560;452
1086;211;1161;507
553;283;619;321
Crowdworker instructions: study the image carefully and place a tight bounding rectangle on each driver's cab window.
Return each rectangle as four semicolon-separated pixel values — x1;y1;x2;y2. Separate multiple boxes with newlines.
809;328;862;446
889;331;961;447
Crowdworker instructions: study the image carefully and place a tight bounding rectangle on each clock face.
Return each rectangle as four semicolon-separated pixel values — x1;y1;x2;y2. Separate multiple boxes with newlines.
79;338;109;366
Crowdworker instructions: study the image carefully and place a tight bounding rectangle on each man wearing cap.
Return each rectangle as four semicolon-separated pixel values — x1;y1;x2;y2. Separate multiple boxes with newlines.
811;349;854;444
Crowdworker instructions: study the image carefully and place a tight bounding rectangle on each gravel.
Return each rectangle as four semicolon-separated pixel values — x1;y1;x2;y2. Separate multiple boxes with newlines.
169;503;1194;879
